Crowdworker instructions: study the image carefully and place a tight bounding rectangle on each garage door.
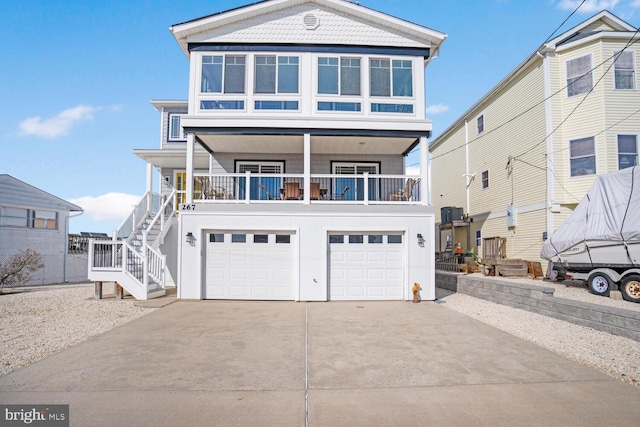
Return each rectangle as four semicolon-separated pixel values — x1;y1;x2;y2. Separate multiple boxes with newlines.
204;231;295;300
328;232;405;300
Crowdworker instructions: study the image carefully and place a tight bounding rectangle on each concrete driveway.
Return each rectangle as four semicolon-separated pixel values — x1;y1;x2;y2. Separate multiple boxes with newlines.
1;300;639;426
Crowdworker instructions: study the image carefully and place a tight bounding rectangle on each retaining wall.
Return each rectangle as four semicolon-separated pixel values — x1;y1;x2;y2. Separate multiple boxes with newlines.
436;271;640;342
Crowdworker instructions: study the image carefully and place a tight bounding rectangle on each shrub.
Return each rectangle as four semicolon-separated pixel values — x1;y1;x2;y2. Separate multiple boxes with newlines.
0;249;45;289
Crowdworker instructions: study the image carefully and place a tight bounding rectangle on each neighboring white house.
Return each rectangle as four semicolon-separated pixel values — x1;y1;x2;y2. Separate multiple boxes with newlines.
0;174;84;285
88;0;447;301
430;10;639;262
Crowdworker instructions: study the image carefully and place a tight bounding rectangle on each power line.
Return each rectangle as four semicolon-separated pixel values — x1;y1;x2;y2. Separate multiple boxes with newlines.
543;1;585;43
430;24;640;162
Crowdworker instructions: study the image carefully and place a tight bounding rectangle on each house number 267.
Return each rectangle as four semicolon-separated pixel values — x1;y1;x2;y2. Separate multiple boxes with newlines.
181;204;196;211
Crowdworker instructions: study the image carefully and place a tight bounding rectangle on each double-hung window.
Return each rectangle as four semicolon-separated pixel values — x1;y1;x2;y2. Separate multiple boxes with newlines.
614;50;635;90
570;137;596;176
618;135;638;169
566;54;593;97
481;170;489;189
317;57;361;112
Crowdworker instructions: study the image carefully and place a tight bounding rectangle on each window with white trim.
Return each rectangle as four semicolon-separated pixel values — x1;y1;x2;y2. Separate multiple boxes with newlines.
566;54;593;97
481;170;489;189
168;114;185;141
618;135;638;169
614;50;635;90
201;55;246;94
570;136;596;176
476;230;482;247
477;114;484;134
318;57;361;95
370;59;413;97
254;56;299;94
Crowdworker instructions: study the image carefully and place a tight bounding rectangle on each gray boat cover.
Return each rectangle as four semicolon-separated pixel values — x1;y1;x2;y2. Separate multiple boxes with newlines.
541;166;640;260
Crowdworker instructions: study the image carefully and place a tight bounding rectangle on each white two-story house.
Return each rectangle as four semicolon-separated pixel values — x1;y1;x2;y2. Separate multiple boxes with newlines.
89;0;446;301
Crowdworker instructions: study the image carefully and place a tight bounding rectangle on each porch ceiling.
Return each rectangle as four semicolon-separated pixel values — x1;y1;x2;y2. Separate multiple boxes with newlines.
195;134;417;155
132;149;211;169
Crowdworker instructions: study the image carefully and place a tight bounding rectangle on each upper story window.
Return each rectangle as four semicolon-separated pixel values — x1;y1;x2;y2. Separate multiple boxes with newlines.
566;54;593;97
477;114;484;134
0;207;58;230
570;136;596;176
618;134;638;169
481;170;489;189
255;56;299;94
201;55;246;94
318;57;361;95
614;50;635;90
370;59;413;97
168;114;185;141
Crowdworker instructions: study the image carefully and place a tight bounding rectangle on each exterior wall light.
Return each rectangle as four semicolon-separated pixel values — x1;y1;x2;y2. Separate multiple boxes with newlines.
186;232;195;245
417;233;425;247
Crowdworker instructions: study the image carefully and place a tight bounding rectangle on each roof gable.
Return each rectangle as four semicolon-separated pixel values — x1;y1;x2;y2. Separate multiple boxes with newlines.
547;10;637;49
0;175;83;212
171;0;446;57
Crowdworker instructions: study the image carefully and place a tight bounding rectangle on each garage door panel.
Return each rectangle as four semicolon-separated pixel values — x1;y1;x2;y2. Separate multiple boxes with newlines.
205;231;295;300
329;232;405;301
230;251;248;262
367;251;384;262
387;252;403;262
367;268;384;280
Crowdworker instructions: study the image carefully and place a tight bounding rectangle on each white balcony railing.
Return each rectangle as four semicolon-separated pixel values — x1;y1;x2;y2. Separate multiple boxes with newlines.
191;173;423;204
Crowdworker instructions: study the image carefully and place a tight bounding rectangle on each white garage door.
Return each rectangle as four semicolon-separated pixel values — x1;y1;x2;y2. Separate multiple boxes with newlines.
205;231;295;300
328;232;405;300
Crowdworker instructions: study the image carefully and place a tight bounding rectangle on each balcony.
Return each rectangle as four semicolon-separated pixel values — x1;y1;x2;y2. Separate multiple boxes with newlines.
188;173;424;204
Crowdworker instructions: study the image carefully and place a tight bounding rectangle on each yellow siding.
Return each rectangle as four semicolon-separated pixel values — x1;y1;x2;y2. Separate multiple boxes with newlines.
467;62;547;215
430;125;468;223
478;208;547;262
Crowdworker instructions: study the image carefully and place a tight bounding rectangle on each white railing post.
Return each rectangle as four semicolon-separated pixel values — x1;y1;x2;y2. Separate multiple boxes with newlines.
161;254;167;288
143;249;149;290
363;172;369;205
245;171;251;204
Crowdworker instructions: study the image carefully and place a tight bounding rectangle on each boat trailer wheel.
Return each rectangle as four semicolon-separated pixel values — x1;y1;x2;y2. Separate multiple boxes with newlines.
620;275;640;303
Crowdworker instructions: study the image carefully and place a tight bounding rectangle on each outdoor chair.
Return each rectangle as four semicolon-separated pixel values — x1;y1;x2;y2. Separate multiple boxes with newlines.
309;182;321;200
283;182;301;200
388;178;420;201
259;185;276;200
331;186;350;200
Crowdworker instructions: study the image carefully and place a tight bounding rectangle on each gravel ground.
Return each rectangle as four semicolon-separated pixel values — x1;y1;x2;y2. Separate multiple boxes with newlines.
437;274;640;388
1;279;639;389
0;282;157;377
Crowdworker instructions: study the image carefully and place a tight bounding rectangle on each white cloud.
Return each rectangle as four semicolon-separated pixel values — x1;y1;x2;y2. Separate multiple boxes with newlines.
69;193;141;221
556;0;620;13
426;104;450;115
18;105;101;139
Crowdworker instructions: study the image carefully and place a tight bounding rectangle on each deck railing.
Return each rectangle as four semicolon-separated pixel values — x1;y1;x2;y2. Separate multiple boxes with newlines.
192;173;423;204
114;191;161;240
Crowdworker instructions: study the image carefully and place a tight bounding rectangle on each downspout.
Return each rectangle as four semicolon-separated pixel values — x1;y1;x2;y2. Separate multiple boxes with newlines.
64;209;84;282
538;49;555;238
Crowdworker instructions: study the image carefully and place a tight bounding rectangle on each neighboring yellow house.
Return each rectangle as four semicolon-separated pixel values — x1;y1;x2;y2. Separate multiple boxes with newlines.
430;10;639;262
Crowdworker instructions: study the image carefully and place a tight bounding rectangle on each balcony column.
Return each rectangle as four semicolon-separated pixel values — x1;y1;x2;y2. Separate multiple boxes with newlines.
185;133;195;204
303;133;311;205
419;136;429;206
146;162;153;209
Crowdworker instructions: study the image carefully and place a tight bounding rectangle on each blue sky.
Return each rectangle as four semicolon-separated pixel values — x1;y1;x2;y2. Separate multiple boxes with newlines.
1;0;639;234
